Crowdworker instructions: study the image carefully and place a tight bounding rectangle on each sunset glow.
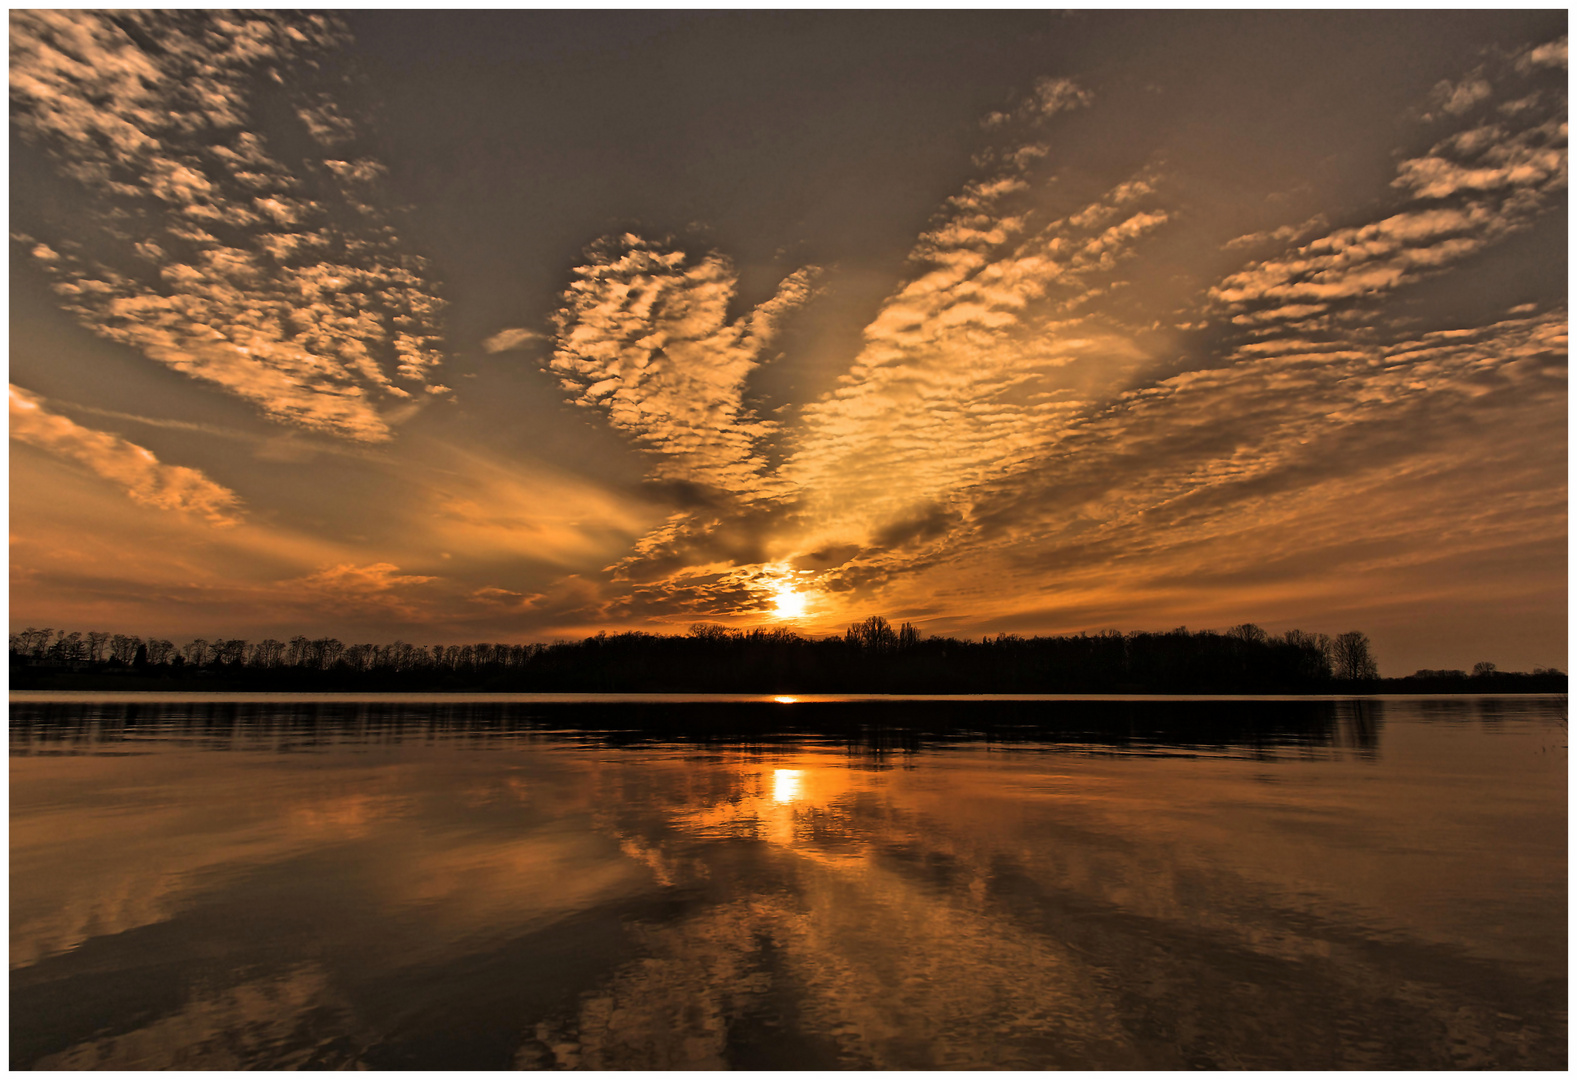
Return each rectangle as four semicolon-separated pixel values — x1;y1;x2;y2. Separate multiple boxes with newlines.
7;11;1567;674
773;587;808;621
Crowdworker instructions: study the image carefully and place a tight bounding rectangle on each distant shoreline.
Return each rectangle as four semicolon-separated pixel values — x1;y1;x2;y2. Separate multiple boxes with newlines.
9;682;1567;701
11;621;1564;698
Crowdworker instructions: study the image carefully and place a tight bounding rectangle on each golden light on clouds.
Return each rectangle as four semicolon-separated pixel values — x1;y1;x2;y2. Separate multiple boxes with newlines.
6;11;1567;671
772;586;808;620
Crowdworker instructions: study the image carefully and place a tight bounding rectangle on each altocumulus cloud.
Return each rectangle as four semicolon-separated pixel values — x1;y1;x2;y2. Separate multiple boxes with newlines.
10;384;244;526
547;233;818;499
10;11;449;443
1212;38;1566;332
856;40;1569;619
497;40;1567;633
527;76;1190;616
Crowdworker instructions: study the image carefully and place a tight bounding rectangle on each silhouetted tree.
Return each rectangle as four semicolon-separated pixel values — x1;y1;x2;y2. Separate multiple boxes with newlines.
1228;623;1268;645
20;618;1557;696
1332;631;1378;680
50;631;86;661
87;631;111;663
1282;629;1333;680
250;639;285;667
316;638;345;669
846;616;898;652
110;634;141;665
12;627;53;658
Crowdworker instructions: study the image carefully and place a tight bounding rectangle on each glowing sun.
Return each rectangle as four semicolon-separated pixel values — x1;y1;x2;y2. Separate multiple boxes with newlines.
772;586;807;619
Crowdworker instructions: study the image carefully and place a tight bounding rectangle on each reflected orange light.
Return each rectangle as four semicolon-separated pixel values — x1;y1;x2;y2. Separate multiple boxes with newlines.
773;695;798;704
773;769;802;804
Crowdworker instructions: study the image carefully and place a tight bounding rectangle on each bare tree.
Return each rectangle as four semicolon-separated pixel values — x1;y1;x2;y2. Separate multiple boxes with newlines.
212;638;248;665
316;638;345;669
1472;661;1498;677
846;616;898;652
87;631;112;663
386;640;425;670
50;631;86;661
182;639;212;666
1228;623;1268;645
1332;631;1379;681
144;639;176;665
1282;629;1333;680
248;639;283;667
110;634;142;664
12;628;53;657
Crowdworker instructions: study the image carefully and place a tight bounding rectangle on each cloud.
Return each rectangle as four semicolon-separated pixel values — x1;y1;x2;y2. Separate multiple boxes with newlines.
1211;51;1565;332
982;75;1094;128
10;384;244;526
1428;74;1493;117
510;46;1564;642
546;233;818;498
790;303;1564;643
791;48;1561;626
415;442;653;569
10;11;448;442
545;74;1162;623
482;327;546;353
1222;215;1329;251
1515;34;1567;72
287;561;437;618
785;153;1170;564
1027;76;1095;118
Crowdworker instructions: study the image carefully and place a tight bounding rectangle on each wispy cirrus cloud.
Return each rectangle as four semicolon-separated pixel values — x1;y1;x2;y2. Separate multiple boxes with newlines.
482;327;546;354
287;562;438;619
10;11;448;442
10;384;244;526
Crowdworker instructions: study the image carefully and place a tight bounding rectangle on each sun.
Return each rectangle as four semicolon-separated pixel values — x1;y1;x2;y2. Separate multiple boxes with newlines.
772;585;807;619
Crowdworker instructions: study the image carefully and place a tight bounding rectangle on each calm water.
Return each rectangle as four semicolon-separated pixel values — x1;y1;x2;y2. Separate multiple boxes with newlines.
10;694;1567;1069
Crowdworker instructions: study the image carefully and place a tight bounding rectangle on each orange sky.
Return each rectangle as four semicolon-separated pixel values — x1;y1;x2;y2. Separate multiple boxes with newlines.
9;12;1568;674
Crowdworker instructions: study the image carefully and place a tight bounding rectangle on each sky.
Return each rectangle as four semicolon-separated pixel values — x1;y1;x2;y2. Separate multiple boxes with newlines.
8;10;1568;674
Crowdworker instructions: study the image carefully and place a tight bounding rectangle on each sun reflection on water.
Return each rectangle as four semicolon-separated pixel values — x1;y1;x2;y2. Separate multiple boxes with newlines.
772;768;802;804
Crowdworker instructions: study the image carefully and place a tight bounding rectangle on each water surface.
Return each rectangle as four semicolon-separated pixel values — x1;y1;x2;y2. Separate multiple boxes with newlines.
10;695;1566;1069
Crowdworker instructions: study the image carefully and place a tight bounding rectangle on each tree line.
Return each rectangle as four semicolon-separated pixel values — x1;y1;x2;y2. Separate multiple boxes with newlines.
14;617;1556;695
8;628;542;674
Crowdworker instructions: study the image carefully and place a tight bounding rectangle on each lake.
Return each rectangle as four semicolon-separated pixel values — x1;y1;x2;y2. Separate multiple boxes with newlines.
9;694;1567;1069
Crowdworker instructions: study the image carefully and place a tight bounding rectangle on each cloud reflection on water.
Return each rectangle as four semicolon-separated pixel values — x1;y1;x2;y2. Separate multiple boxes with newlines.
9;698;1568;1069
